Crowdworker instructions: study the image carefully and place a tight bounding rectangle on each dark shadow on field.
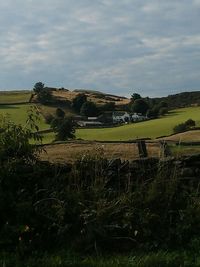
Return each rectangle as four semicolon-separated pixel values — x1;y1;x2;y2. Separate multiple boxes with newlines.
165;110;184;117
0;105;20;110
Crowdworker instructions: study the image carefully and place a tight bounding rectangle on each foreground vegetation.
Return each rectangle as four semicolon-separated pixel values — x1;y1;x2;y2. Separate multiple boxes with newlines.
1;116;200;266
2;250;200;266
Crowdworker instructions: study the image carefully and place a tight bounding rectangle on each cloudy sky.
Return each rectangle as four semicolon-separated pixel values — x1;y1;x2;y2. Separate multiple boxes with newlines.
0;0;200;97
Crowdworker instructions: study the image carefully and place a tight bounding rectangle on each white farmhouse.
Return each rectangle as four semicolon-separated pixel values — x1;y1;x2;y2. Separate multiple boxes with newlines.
131;113;147;122
112;111;130;123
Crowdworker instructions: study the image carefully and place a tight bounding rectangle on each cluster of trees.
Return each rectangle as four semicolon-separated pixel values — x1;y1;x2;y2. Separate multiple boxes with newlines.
71;93;115;116
129;93;169;118
153;91;200;109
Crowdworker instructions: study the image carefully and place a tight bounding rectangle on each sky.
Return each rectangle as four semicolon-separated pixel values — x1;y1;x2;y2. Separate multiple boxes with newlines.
0;0;200;97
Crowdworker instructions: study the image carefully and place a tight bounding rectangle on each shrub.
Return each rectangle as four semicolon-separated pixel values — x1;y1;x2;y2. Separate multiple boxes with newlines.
185;119;196;127
173;119;196;134
173;123;187;133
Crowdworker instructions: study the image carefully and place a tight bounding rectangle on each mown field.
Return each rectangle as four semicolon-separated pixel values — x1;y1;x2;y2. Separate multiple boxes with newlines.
76;107;200;141
41;142;160;163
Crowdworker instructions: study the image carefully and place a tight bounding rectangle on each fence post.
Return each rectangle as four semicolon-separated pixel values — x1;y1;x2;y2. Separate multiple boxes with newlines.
137;140;148;158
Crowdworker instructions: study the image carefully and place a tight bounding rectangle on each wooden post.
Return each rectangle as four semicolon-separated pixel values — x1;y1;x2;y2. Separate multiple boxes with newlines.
137;140;148;158
159;141;171;157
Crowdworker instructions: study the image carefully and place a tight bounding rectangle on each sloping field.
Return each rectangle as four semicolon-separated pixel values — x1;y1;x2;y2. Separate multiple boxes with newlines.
0;103;48;130
0;91;31;104
76;107;200;141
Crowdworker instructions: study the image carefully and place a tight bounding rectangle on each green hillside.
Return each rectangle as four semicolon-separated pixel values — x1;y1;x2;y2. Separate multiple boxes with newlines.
76;107;200;141
0;104;48;130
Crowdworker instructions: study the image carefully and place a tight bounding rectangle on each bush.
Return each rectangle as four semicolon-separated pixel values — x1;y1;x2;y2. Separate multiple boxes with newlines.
185;119;196;127
173;119;196;134
173;123;187;133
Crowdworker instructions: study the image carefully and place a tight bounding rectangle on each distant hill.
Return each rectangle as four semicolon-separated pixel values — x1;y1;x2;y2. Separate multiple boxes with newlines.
152;91;200;108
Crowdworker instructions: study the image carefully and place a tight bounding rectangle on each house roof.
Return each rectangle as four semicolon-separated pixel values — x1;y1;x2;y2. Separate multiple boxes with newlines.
113;111;129;116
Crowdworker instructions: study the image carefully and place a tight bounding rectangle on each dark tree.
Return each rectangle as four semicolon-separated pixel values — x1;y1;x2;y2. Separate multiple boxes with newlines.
56;108;65;118
51;117;75;141
131;99;149;115
72;94;87;113
159;107;168;116
185;119;196;127
33;82;45;94
131;93;142;101
37;88;52;104
80;101;98;117
173;123;187;134
33;82;52;104
101;102;115;112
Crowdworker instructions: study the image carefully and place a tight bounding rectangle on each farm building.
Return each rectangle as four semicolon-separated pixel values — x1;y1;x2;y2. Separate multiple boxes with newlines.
112;111;130;123
77;121;103;127
131;113;147;122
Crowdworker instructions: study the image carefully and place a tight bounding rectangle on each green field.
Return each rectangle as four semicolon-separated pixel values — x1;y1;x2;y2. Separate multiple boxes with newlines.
76;107;200;141
0;103;49;130
0;90;31;103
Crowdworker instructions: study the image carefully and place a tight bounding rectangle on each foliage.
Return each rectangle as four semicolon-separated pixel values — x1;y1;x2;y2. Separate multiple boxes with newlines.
131;99;149;115
152;91;200;109
2;250;200;267
100;102;115;112
71;94;87;113
33;82;45;94
173;119;196;133
1;152;200;256
51;116;75;140
131;93;142;101
0;108;42;162
33;82;52;104
80;101;98;117
185;119;196;127
56;108;65;118
159;107;168;116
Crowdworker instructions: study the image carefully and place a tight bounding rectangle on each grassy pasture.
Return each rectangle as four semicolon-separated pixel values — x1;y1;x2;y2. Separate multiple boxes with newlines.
0;90;31;103
76;107;200;141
